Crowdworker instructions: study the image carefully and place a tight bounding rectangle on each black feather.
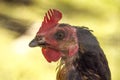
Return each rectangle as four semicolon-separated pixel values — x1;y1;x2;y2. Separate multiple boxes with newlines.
74;26;111;80
56;24;111;80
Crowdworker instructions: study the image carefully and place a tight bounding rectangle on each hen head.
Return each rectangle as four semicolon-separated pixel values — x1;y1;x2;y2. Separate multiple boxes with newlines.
29;9;79;62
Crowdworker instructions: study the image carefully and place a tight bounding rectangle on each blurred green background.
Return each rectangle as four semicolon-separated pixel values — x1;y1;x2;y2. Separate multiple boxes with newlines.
0;0;120;80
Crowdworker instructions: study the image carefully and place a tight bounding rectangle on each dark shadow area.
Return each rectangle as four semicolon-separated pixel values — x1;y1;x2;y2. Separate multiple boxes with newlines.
0;0;33;5
0;14;29;38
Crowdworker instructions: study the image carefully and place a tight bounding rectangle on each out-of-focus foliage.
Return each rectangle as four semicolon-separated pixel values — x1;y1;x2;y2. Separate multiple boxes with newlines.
0;0;120;80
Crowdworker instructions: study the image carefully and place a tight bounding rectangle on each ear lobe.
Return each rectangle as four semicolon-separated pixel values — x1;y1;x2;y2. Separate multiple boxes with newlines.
68;44;79;56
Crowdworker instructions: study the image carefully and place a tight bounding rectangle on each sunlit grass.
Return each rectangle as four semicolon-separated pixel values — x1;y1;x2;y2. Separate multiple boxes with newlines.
0;28;57;80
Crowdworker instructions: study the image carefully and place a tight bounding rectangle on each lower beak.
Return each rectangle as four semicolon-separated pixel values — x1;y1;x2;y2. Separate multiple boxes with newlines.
29;39;38;47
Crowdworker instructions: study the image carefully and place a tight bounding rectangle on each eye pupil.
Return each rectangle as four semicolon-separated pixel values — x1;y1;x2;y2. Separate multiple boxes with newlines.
58;33;63;37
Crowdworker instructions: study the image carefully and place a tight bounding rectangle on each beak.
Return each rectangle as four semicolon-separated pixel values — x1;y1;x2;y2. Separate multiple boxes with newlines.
29;38;39;47
29;36;46;48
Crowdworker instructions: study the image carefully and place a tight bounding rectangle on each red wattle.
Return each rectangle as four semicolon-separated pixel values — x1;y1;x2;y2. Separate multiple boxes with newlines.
42;48;61;62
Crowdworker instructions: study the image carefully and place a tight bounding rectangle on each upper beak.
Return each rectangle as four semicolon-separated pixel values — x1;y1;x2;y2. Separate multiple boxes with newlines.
29;38;39;47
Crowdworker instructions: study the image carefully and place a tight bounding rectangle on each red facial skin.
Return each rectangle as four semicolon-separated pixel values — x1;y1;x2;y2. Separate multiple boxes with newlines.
37;24;79;63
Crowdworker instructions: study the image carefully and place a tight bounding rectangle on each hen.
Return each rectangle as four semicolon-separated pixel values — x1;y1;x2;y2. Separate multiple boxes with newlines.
29;9;111;80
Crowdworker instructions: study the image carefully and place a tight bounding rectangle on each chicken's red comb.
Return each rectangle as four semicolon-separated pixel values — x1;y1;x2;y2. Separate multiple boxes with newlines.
37;9;62;34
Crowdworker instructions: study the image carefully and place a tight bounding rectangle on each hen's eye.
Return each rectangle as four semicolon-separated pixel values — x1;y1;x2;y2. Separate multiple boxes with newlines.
55;30;65;40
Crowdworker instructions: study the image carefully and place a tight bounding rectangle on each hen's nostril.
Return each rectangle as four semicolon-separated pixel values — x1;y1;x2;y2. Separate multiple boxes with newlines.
36;36;44;40
39;36;43;40
36;36;46;44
